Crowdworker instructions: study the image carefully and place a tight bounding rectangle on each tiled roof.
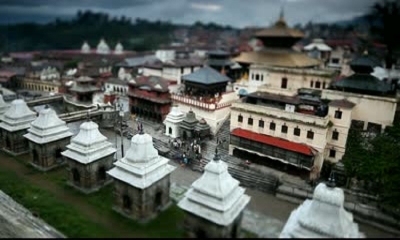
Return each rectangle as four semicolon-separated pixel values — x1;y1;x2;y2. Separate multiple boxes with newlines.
182;66;231;85
332;73;392;93
231;128;314;156
130;75;171;92
233;50;320;68
328;99;356;109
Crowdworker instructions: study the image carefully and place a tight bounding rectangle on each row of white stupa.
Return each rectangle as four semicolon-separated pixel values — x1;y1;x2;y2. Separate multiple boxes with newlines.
0;95;365;238
81;39;124;55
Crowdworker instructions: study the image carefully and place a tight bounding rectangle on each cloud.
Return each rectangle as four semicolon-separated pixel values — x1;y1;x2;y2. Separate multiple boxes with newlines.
0;0;379;27
191;3;222;12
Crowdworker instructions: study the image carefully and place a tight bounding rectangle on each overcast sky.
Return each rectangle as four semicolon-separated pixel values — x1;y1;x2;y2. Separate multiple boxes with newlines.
0;0;378;27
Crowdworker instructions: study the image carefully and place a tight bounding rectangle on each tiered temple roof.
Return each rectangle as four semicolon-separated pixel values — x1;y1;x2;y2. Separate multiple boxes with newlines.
107;131;176;189
194;118;210;132
280;181;365;238
0;94;10;120
0;99;37;132
24;107;73;144
61;121;116;164
179;110;199;131
164;105;185;124
182;66;231;85
178;149;251;225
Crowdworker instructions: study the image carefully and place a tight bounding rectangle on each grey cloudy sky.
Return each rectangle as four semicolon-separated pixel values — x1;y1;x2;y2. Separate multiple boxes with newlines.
0;0;378;27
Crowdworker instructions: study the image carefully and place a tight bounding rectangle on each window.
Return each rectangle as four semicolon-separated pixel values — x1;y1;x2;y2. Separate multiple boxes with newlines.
332;130;339;140
307;130;314;139
315;81;321;88
281;125;288;133
255;74;259;81
323;82;326;89
181;67;184;74
310;81;314;88
331;58;340;64
238;115;243;123
248;117;253;125
251;73;254;80
329;149;336;158
294;127;301;136
281;77;288;89
259;120;264;128
261;75;264;81
334;110;342;119
269;122;276;130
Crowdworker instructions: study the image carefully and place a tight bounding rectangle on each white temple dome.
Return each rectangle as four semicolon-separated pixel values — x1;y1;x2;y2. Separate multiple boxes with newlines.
125;133;158;163
0;94;10;118
114;42;124;54
168;106;184;118
96;38;110;55
81;41;91;53
0;99;37;132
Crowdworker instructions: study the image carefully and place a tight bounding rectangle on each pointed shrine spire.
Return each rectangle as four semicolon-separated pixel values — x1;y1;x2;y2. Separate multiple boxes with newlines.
137;121;144;135
86;110;90;122
213;147;221;161
326;171;336;188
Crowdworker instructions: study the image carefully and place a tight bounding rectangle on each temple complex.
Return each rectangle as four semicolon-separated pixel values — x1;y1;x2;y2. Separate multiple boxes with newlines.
172;66;239;134
0;99;37;155
69;76;101;103
178;149;251;238
194;118;211;139
61;120;116;194
163;105;185;139
127;75;172;122
81;41;91;54
96;38;110;55
23;107;73;171
280;178;365;238
114;42;124;55
107;129;176;222
179;110;199;140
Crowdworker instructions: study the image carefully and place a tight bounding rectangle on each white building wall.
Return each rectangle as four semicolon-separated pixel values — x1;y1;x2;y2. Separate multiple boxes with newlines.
322;89;398;130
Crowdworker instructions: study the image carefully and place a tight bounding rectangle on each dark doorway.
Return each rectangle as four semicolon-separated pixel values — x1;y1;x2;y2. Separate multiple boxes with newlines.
182;131;187;140
154;191;162;212
72;168;80;185
32;149;39;164
231;222;239;238
5;136;11;150
97;166;107;183
195;229;207;238
168;127;172;135
55;147;63;162
122;194;132;210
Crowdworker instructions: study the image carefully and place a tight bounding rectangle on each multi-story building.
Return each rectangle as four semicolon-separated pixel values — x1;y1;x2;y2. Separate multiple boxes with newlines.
104;78;128;96
127;75;173;122
171;66;238;134
232;12;335;96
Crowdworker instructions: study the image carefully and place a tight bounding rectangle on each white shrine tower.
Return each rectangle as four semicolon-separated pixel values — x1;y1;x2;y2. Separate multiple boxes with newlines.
107;127;176;222
280;176;365;238
178;148;251;238
62;120;116;193
163;105;185;139
24;107;73;171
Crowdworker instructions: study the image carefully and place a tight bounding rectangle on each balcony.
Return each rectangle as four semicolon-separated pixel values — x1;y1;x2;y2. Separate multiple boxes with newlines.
231;101;330;128
171;91;238;111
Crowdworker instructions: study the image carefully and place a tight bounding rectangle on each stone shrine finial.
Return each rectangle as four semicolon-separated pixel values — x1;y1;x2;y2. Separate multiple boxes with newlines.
213;147;221;161
44;104;49;109
86;110;90;122
326;171;336;188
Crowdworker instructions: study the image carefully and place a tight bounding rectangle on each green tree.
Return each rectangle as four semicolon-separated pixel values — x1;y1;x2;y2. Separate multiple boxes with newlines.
368;0;400;68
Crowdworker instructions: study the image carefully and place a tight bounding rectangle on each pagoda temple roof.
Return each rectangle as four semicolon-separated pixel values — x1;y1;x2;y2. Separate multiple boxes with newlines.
280;182;364;238
107;132;176;189
182;66;231;85
255;14;304;39
24;107;73;144
233;49;320;68
178;150;250;226
0;99;37;132
332;73;392;94
61;121;116;164
194;118;210;131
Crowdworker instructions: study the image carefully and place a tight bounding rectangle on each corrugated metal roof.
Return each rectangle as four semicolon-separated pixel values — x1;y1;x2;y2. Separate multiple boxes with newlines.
181;66;231;85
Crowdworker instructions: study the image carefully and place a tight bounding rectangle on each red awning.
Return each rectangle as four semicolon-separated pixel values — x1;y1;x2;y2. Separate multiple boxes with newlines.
231;128;314;156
